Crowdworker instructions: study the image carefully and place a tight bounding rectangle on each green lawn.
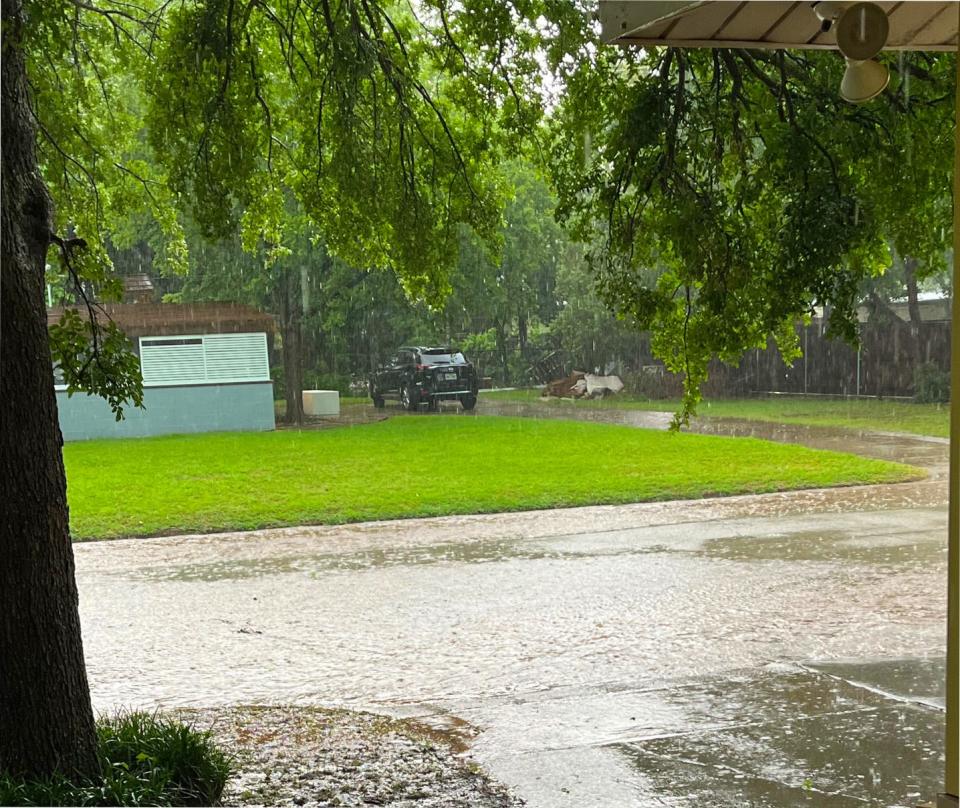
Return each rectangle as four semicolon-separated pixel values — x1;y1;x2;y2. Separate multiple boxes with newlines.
481;389;951;438
64;416;921;541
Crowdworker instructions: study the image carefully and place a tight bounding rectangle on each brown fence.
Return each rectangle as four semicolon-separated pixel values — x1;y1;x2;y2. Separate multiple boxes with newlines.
683;319;952;399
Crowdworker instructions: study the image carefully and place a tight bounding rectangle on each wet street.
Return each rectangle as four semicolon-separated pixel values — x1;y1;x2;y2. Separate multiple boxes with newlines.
74;405;950;807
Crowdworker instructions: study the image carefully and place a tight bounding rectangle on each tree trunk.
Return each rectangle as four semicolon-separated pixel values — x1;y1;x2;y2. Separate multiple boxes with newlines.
283;320;304;424
278;267;304;425
0;0;100;779
494;320;510;385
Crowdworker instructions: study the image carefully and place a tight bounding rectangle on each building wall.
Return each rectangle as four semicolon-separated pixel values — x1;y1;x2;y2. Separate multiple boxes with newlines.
57;381;275;441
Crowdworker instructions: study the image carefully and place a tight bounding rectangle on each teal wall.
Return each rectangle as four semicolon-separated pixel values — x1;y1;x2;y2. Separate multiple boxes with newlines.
57;382;275;441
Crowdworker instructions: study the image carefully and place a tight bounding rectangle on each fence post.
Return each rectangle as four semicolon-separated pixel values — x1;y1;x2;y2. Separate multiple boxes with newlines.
803;326;808;394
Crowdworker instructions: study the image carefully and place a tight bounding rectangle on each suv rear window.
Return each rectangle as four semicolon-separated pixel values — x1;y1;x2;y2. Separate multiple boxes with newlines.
419;350;466;365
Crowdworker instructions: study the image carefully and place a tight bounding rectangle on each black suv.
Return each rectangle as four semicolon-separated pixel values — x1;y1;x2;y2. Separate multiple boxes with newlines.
370;347;479;411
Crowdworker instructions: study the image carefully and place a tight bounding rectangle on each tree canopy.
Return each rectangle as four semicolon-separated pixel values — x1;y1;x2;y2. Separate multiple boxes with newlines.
30;0;592;418
27;1;956;423
551;46;955;423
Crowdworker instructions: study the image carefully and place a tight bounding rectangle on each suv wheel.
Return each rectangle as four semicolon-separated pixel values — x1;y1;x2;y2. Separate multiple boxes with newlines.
401;383;420;411
459;394;477;411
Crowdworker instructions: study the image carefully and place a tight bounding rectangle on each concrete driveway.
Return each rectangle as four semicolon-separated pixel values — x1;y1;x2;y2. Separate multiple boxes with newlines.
75;413;948;807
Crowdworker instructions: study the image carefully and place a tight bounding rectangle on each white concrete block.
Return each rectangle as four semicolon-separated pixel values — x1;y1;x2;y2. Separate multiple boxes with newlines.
302;389;340;416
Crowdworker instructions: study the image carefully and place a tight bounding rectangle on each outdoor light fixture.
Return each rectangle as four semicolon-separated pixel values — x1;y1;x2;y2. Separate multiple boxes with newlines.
812;1;846;33
812;2;890;102
835;2;890;103
839;58;890;103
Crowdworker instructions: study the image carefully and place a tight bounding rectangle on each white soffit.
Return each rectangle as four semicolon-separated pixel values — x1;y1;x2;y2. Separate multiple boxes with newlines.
599;1;959;51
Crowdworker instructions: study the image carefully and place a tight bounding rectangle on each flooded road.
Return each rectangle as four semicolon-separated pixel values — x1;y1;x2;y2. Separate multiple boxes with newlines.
75;410;949;807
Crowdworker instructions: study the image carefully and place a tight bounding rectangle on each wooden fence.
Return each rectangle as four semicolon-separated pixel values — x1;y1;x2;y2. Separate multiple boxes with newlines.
668;318;953;399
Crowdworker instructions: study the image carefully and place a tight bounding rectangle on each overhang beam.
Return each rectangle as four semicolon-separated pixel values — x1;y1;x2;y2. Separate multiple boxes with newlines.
599;1;959;51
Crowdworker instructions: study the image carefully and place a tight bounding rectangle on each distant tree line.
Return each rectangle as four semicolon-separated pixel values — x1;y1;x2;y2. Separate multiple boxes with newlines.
104;159;953;418
104;160;646;412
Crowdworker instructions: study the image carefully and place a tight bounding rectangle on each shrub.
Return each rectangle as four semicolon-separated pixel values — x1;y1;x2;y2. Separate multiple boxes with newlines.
913;361;950;404
0;712;231;806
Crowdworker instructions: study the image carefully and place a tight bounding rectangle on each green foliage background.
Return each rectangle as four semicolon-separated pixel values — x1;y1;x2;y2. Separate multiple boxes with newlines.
22;0;955;419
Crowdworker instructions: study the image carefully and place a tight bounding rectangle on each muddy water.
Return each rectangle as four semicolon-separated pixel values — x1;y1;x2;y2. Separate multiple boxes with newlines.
75;408;950;807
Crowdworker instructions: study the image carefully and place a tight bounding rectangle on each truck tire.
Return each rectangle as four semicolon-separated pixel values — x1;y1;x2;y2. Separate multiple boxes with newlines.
401;382;420;411
459;394;477;411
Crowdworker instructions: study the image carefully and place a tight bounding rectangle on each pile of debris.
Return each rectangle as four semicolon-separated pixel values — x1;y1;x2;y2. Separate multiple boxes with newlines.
542;370;624;399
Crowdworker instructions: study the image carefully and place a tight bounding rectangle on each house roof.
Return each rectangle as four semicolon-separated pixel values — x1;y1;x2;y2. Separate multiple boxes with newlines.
599;1;959;51
47;302;276;339
122;274;154;295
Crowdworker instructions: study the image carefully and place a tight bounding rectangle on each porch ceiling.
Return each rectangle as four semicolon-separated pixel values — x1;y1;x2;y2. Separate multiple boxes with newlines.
599;1;959;51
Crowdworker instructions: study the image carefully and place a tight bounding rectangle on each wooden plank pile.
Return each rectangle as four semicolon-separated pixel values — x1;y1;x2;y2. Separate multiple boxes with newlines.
542;371;624;399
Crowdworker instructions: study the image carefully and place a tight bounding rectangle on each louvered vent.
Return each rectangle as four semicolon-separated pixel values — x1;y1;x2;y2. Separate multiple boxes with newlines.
203;333;269;382
140;338;206;385
140;333;269;386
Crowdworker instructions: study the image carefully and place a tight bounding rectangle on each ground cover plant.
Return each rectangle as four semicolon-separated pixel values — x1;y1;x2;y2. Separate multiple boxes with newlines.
479;390;951;438
0;712;230;806
64;416;921;541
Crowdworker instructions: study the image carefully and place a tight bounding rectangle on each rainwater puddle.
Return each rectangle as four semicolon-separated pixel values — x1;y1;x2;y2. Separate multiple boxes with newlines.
476;400;675;432
689;418;948;477
701;527;946;565
78;505;946;725
805;658;946;710
616;661;944;808
128;537;663;583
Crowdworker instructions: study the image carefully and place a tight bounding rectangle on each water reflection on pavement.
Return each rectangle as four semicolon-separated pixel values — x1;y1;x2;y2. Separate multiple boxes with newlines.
75;405;949;807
